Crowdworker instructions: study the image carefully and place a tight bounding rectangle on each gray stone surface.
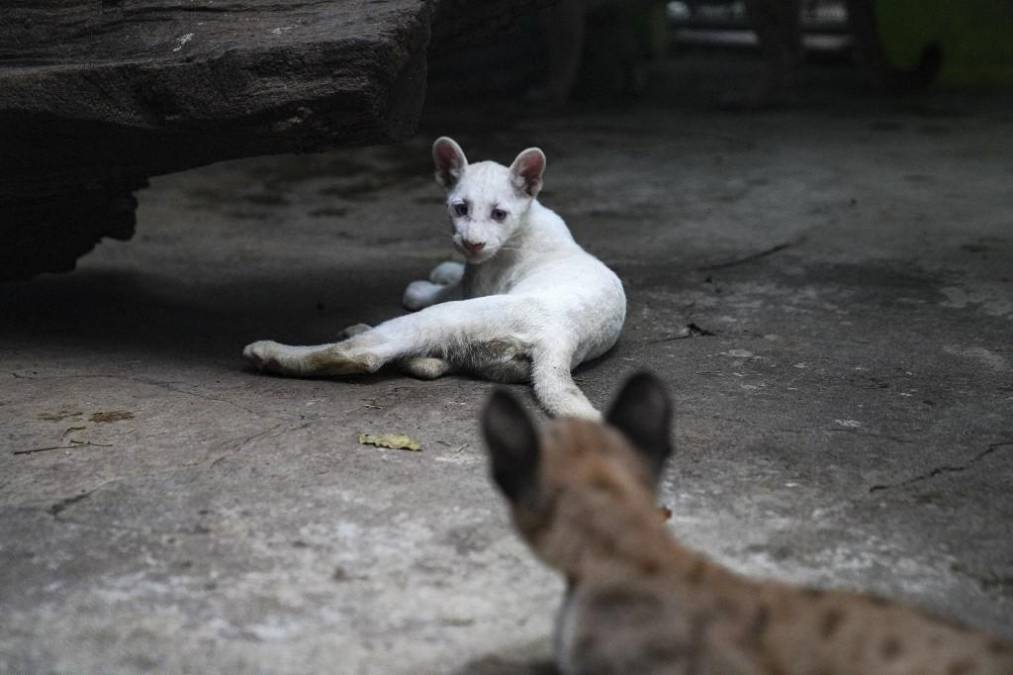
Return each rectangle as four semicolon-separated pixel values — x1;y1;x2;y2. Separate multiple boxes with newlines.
0;0;550;281
2;78;1012;672
0;0;433;281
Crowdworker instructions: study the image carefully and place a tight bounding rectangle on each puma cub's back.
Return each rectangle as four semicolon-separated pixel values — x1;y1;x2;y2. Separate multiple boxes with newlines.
481;373;1013;675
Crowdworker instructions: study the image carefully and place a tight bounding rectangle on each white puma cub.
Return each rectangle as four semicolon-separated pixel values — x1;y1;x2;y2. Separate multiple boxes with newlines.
243;137;626;419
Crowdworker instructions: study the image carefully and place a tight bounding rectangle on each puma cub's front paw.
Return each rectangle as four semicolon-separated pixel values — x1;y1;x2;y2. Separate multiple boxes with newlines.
339;323;373;339
403;280;442;311
429;261;464;286
243;340;283;372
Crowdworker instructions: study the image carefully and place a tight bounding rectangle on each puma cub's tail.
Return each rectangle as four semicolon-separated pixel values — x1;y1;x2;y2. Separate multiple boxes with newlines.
531;349;599;420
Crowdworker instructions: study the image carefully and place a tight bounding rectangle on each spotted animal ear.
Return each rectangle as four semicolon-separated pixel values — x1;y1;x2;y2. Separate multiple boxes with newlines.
481;389;540;503
509;147;546;197
433;136;468;189
606;371;673;482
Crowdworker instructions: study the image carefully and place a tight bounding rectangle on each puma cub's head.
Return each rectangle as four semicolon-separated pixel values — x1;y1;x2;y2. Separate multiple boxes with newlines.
481;372;673;565
432;136;546;264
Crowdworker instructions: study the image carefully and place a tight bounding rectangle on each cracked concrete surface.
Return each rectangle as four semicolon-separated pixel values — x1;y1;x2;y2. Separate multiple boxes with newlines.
2;69;1013;673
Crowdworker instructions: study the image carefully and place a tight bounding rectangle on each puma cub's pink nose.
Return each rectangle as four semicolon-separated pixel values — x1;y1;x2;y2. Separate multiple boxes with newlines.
462;240;485;254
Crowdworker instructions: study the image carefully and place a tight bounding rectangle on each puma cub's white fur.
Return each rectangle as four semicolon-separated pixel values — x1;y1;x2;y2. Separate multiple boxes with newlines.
243;137;626;419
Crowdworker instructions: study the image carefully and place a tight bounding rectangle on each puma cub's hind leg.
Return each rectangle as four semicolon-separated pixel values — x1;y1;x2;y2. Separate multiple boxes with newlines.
348;323;452;379
243;340;379;377
244;334;450;380
465;337;532;384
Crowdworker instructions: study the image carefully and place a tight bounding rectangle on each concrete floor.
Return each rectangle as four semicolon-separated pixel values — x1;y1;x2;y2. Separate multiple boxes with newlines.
2;65;1013;673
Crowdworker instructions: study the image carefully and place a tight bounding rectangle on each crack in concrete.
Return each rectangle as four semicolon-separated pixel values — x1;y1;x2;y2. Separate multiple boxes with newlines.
121;376;269;419
827;428;915;444
13;372;271;419
206;421;304;467
869;440;1013;493
47;491;94;517
43;421;297;524
645;322;717;344
14;440;114;457
696;238;805;272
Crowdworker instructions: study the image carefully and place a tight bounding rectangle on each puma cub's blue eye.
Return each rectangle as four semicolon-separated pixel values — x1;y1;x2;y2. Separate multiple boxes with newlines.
453;202;469;217
491;208;508;222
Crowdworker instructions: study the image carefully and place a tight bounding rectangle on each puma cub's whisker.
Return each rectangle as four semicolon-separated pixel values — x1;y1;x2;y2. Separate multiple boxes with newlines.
481;373;1013;675
243;137;626;419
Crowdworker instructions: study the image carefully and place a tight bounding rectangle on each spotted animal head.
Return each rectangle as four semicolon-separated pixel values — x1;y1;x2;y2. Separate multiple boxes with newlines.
432;136;546;264
481;372;673;557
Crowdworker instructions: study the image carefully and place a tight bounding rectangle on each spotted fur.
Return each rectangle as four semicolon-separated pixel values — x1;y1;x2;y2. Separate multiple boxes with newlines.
482;372;1013;675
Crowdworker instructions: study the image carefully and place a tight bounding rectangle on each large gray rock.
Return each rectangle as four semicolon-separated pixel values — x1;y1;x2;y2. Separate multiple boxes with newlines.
0;0;549;281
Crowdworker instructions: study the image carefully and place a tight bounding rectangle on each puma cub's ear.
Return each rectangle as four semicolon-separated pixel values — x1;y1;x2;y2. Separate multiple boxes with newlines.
606;371;673;481
482;389;540;503
433;136;468;189
509;147;546;197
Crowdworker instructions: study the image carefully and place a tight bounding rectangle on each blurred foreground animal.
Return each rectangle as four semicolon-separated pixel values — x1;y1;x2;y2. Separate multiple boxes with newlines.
481;372;1013;675
244;138;625;419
